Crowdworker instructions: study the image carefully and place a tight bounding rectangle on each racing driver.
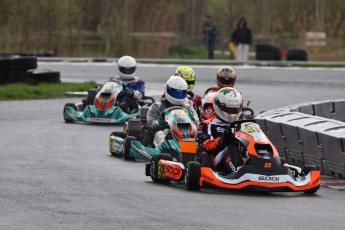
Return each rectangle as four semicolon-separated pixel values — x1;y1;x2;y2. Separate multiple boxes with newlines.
147;76;199;147
109;55;145;114
197;87;244;175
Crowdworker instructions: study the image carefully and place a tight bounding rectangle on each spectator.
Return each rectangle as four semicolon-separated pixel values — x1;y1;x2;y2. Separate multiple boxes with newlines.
202;14;217;59
231;17;252;62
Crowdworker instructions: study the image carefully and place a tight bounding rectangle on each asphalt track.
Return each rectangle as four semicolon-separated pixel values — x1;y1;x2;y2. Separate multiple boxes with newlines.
0;62;345;230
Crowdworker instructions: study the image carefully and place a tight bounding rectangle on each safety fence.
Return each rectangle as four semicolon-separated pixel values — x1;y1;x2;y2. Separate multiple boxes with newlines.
255;99;345;179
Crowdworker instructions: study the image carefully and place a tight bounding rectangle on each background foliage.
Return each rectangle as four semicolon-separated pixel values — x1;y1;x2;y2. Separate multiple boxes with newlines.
0;0;344;60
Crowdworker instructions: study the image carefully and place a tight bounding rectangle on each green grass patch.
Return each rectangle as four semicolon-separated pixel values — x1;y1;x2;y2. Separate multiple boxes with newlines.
0;81;97;100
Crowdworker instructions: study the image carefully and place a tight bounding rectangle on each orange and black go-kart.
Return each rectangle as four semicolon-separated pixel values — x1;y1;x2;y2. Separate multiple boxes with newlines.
145;120;321;194
197;87;255;122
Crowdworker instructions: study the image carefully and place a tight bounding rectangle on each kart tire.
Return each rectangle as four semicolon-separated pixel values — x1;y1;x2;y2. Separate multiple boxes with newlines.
123;136;136;161
27;69;61;85
109;131;127;156
302;165;319;194
86;88;98;105
63;103;77;122
127;119;141;139
149;153;173;183
186;161;201;191
302;164;319;175
110;131;127;139
242;107;255;119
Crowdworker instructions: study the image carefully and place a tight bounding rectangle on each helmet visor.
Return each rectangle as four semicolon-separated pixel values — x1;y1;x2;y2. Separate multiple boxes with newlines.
185;79;195;86
215;99;241;114
217;76;236;86
167;85;187;99
119;66;136;75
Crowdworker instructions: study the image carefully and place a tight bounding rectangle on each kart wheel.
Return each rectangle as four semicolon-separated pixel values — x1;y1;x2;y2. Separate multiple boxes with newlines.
109;131;127;156
201;152;213;168
302;164;319;175
185;161;201;191
242;107;255;119
150;153;173;183
63;103;77;122
110;131;127;139
123;136;136;161
303;185;320;195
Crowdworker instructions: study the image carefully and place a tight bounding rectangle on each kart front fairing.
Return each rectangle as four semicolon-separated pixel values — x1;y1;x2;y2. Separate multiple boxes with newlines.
64;104;139;123
199;164;320;192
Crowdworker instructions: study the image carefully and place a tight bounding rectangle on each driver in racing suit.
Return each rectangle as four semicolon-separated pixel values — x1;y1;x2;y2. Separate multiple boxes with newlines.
197;66;237;122
147;76;199;147
109;55;145;114
197;87;244;175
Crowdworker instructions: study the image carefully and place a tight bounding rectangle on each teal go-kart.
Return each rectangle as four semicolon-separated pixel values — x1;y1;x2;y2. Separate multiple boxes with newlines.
109;106;198;161
63;80;154;124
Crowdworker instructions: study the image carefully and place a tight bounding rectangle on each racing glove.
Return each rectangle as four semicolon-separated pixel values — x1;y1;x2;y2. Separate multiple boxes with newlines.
124;88;134;97
158;116;169;128
219;129;233;148
197;131;210;142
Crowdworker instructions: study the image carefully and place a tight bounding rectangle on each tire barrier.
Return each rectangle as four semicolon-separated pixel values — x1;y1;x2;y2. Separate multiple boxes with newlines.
286;48;308;61
0;55;60;85
255;99;345;179
255;44;281;61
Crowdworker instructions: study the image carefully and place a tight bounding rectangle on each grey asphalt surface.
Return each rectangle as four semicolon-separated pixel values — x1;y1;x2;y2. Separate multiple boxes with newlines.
0;62;345;230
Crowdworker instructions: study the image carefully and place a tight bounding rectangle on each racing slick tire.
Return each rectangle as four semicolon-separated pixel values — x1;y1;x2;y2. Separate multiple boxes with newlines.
242;107;255;119
127;119;141;139
123;136;136;161
186;161;201;191
86;88;99;105
63;103;77;122
302;164;319;194
149;153;173;184
109;131;127;156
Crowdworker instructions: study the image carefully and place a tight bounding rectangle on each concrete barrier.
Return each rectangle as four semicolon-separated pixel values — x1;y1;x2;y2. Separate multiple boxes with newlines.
255;99;345;179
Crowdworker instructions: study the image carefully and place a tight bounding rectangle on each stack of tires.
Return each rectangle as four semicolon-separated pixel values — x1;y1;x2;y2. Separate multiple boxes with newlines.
0;55;60;85
286;48;308;61
255;44;281;61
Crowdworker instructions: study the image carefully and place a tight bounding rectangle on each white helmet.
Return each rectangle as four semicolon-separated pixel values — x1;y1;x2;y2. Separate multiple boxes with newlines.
117;55;136;80
164;76;188;105
213;87;243;123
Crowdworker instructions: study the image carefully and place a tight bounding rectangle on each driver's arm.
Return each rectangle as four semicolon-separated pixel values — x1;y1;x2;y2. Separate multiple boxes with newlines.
132;80;145;100
186;106;200;127
147;102;161;130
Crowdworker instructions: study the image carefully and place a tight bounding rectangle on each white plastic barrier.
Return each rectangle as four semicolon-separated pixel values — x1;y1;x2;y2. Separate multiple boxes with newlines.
255;99;345;179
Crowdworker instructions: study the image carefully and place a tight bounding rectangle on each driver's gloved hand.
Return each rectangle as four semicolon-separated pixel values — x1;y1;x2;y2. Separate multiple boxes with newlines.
219;129;232;148
158;116;168;128
197;131;210;142
188;111;195;121
124;88;134;97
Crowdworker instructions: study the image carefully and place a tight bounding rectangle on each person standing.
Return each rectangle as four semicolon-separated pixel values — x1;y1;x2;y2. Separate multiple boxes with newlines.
202;14;217;60
231;18;252;62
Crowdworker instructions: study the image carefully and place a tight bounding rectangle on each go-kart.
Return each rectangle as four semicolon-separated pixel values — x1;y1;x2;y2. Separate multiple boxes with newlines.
109;106;198;161
145;120;320;194
197;87;255;121
63;80;154;124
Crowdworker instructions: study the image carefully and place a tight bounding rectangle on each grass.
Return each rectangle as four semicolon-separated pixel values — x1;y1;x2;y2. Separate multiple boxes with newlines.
0;81;97;100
